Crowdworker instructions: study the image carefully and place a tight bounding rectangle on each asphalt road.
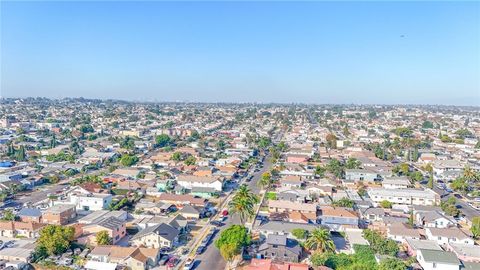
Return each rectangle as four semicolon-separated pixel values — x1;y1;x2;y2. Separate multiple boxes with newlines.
194;153;272;270
422;180;480;220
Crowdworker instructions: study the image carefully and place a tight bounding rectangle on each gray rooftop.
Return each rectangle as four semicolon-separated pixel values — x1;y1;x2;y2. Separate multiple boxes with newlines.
420;249;460;265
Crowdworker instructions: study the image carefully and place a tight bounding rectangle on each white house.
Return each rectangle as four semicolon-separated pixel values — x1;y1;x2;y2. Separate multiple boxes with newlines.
381;177;411;189
368;188;440;206
416;211;455;229
176;175;224;192
69;192;113;211
425;227;475;246
416;249;460;270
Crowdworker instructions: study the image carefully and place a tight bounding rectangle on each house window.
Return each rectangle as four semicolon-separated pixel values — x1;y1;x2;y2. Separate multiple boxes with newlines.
272;245;278;248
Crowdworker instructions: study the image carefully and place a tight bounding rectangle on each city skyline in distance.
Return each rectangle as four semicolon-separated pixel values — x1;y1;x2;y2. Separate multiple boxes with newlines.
1;1;479;106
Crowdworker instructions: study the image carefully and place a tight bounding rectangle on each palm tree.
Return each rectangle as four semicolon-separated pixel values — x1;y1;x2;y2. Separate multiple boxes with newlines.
257;172;272;189
463;166;479;183
304;228;335;253
229;185;259;224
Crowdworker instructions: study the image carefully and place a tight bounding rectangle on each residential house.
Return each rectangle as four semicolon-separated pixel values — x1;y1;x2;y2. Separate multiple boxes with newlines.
257;221;318;239
69;192;113;211
78;210;128;225
416;211;455;229
157;193;207;208
176;175;224;192
268;200;317;222
285;154;308;164
88;246;161;270
344;169;379;183
257;235;302;263
130;223;179;249
446;242;480;263
279;176;303;189
387;223;422;242
42;204;76;225
247;258;309;270
81;217;127;245
318;206;359;231
178;205;201;220
190;187;218;199
382;177;411;189
416;249;460;270
425;227;475;246
0;221;45;238
404;239;442;257
368;188;440;206
0;247;33;263
17;208;42;223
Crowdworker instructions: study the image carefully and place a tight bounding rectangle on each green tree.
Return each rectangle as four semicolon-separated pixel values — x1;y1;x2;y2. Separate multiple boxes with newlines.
184;155;196;166
408;211;415;226
332;198;355;208
258;172;272;189
315;165;326;178
326;133;337;149
257;137;271;149
2;209;16;221
36;225;75;256
422;121;434;129
310;252;329;267
119;154;139;167
363;229;399;256
219;243;238;262
463;166;479;183
393;163;409;176
441;197;460;217
50;134;57;149
228;185;259;224
379;258;406;270
304;228;335;253
427;174;434;189
96;230;112;245
326;158;344;178
451;177;468;194
291;228;309;239
410;171;424;182
345;158;361;169
155;134;172;148
171;152;182;161
14;145;26;161
392;127;413;138
380;200;393;209
215;225;250;261
216;139;226;150
471;217;480;239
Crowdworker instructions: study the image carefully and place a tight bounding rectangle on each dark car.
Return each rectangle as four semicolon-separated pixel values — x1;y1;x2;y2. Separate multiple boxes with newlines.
196;245;206;255
210;221;224;227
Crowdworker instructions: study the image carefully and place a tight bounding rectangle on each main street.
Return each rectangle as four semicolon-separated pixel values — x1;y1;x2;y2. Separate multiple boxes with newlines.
194;152;273;270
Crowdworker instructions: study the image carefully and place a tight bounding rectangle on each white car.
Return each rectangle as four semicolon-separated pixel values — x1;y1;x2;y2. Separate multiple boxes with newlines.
183;258;195;270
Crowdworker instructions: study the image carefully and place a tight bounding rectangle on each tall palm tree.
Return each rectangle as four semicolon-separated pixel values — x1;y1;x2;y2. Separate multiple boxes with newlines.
463;166;479;183
304;228;336;253
229;185;259;224
257;172;272;189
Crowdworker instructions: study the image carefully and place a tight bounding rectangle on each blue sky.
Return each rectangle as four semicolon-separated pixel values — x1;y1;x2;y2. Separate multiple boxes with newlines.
1;1;479;105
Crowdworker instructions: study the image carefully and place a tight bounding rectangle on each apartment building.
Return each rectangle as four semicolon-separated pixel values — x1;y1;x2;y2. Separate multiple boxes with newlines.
368;188;440;206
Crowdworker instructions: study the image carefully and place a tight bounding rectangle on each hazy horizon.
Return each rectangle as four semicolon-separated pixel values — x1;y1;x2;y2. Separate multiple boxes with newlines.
1;1;479;106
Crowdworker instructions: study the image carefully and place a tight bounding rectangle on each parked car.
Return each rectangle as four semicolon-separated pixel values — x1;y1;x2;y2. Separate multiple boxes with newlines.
210;220;224;227
158;255;169;265
184;258;195;270
196;246;205;255
167;257;178;268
